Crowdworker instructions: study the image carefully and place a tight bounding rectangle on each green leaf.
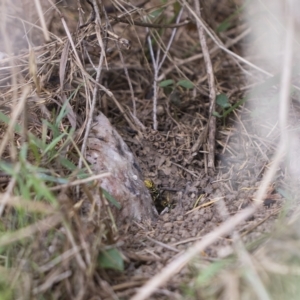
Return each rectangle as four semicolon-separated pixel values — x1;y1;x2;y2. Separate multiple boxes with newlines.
0;162;15;176
0;111;21;134
59;157;77;171
212;111;222;118
217;21;232;33
102;189;121;209
223;97;246;118
19;143;28;162
177;79;194;89
148;7;164;19
98;248;124;271
30;176;57;204
56;89;77;125
28;140;41;163
196;260;229;285
43;133;66;156
216;1;248;33
173;1;181;15
216;94;231;108
28;133;46;152
159;79;175;87
46;121;60;140
36;173;68;184
19;176;31;200
276;188;292;201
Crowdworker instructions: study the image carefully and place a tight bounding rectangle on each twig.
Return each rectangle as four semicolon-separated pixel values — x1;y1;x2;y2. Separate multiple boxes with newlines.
233;233;271;300
216;192;271;300
146;8;184;130
158;27;251;81
0;86;30;158
180;0;270;77
49;172;110;191
78;0;106;172
113;17;190;29
130;204;258;300
33;0;50;42
0;214;62;247
102;6;137;117
147;33;159;130
145;236;180;253
0;165;19;217
193;0;216;169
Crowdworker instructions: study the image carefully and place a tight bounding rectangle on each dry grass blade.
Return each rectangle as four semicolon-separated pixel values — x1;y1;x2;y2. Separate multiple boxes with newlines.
59;40;70;90
0;193;55;213
33;0;50;42
131;204;258;300
0;214;62;247
193;0;217;169
0;86;30;157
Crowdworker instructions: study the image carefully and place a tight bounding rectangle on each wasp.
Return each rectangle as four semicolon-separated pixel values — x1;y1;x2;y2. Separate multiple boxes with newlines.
144;179;173;212
144;179;160;202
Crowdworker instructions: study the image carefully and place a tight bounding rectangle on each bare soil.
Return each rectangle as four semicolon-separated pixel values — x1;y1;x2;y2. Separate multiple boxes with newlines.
108;95;286;299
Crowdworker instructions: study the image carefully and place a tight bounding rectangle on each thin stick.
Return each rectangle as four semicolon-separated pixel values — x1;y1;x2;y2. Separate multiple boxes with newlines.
194;0;216;169
113;17;189;29
130;204;258;300
33;0;50;42
0;214;62;247
78;0;106;172
49;172;110;191
180;0;271;77
147;8;184;130
102;6;137;117
216;190;271;300
0;86;30;158
147;33;159;130
0;166;19;217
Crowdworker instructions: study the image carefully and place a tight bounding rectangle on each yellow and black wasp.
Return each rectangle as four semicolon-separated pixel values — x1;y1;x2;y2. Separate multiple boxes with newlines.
144;179;160;201
144;179;173;213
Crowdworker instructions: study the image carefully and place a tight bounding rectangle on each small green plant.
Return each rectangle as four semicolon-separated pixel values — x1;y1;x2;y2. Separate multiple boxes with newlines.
98;248;124;271
159;78;194;90
159;79;194;107
213;93;232;118
160;78;193;95
213;94;246;123
216;0;250;32
0;280;14;300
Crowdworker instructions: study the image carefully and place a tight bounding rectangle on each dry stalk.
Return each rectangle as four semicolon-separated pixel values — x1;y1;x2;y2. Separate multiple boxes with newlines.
216;197;271;300
102;4;139;119
187;0;217;168
0;214;62;247
158;27;251;81
33;0;50;42
233;234;271;300
0;86;30;158
78;0;106;173
49;172;110;191
0;165;19;217
180;0;273;78
146;8;184;130
33;270;72;295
